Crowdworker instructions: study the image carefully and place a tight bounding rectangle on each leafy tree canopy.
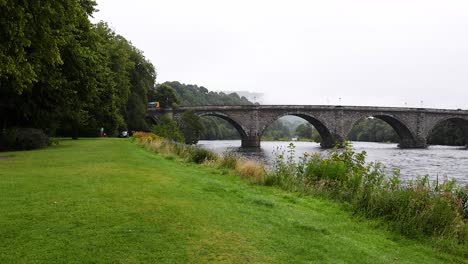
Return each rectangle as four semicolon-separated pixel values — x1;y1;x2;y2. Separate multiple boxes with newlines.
0;1;156;137
153;114;184;143
154;81;253;106
153;84;179;108
178;111;203;145
348;118;399;143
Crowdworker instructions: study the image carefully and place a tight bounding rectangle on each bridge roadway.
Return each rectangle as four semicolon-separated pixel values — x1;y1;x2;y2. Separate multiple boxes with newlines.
147;105;468;148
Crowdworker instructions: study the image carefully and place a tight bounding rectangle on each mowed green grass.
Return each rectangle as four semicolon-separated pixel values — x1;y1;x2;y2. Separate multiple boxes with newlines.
0;138;465;263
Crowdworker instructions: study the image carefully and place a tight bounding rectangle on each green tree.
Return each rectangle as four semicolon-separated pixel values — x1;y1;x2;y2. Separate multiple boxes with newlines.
124;44;156;131
0;2;158;138
348;118;399;143
154;84;179;108
0;0;96;95
153;114;184;142
0;0;98;131
178;111;203;144
199;117;241;140
295;124;313;139
263;120;292;140
312;130;322;143
89;22;156;134
427;120;467;146
163;81;253;106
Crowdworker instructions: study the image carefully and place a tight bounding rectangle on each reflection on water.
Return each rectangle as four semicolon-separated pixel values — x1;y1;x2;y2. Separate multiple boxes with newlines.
197;140;468;185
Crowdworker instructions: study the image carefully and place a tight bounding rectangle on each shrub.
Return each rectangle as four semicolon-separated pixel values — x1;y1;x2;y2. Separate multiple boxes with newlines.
265;144;301;188
219;152;239;169
133;132;161;144
456;187;468;219
152;114;184;143
0;128;49;151
55;128;102;137
189;147;217;164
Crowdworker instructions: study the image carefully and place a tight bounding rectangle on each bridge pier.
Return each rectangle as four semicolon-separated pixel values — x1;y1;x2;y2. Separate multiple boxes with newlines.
398;137;427;149
241;136;261;148
320;137;344;149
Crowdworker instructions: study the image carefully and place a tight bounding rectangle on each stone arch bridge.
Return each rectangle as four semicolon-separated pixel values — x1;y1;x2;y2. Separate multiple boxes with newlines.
147;105;468;148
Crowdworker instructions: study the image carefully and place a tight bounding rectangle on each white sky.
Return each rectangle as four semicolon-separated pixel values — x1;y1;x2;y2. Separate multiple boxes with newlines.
92;0;468;109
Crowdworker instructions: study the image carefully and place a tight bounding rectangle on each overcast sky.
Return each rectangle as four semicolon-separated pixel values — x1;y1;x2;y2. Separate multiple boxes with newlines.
92;0;468;109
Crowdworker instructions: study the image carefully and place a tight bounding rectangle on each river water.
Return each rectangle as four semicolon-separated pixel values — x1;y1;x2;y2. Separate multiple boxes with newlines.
197;140;468;185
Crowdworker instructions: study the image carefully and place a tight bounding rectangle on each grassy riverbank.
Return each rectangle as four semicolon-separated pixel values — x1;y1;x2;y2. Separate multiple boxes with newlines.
0;138;466;263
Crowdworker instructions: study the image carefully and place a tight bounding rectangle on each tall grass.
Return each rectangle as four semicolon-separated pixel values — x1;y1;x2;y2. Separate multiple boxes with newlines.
133;132;265;182
268;142;468;245
235;160;266;183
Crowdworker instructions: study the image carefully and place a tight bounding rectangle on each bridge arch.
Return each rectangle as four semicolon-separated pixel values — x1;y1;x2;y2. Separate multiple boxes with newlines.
346;114;423;148
197;111;249;139
426;117;468;146
260;112;335;148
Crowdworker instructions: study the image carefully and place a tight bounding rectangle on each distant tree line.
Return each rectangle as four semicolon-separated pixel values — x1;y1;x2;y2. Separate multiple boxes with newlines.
426;120;466;146
155;81;254;106
348;118;467;146
263;118;320;142
348;118;399;143
1;1;156;149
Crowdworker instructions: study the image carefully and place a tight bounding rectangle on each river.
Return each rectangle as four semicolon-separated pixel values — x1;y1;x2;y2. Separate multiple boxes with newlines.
197;140;468;185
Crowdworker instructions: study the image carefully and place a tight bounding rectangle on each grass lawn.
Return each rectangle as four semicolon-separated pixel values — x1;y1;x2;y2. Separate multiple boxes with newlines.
0;138;465;263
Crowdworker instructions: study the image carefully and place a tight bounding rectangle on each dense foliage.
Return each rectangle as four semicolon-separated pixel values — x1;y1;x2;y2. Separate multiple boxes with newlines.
261;117;324;142
263;120;292;140
152;84;179;108
0;1;156;149
348;118;399;143
349;118;467;146
0;128;50;151
179;111;203;144
199;118;242;140
157;81;253;106
153;114;184;143
428;120;467;146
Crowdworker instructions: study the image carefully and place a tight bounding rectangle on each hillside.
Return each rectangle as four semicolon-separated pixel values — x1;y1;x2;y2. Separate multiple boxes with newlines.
159;81;254;106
